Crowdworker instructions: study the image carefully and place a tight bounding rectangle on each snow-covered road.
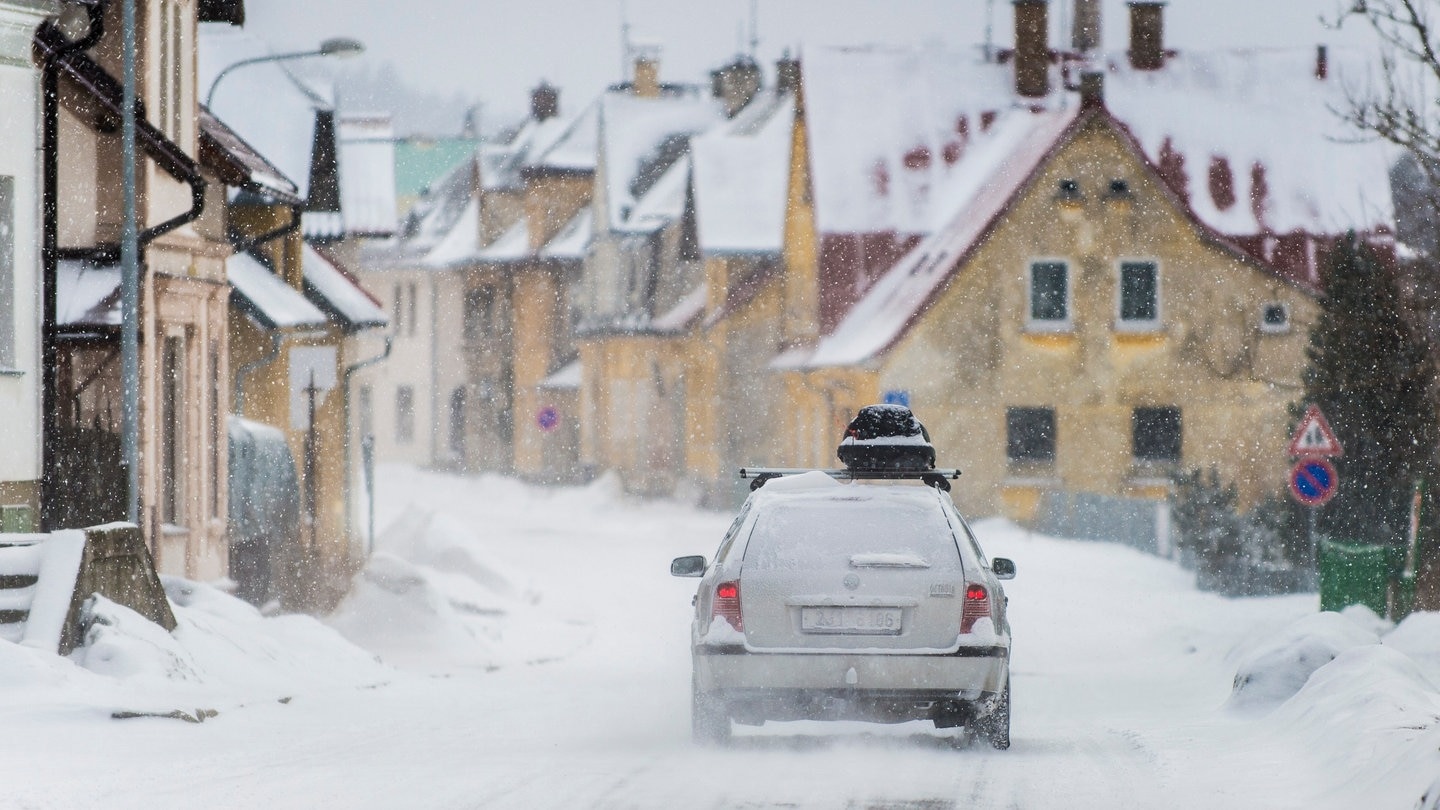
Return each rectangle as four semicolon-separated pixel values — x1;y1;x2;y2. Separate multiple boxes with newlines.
1;467;1429;809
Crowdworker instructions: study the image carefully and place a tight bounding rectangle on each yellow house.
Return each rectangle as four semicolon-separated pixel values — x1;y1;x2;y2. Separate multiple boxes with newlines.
781;101;1321;520
769;22;1392;525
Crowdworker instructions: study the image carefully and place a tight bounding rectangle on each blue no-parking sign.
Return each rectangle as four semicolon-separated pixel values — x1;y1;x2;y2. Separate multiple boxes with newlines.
1289;458;1338;507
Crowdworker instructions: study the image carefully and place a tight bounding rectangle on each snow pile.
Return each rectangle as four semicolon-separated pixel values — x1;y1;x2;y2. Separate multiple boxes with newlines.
72;578;389;701
1383;610;1440;680
1225;608;1440;806
327;504;588;672
1226;609;1381;711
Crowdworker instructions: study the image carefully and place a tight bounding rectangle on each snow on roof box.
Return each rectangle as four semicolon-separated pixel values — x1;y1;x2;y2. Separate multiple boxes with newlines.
837;404;936;471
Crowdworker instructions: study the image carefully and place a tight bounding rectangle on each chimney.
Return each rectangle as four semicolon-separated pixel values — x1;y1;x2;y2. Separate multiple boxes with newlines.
633;42;662;98
1073;0;1101;52
1315;44;1328;80
1128;1;1166;71
712;56;762;118
1079;71;1104;109
1013;0;1050;98
530;82;559;122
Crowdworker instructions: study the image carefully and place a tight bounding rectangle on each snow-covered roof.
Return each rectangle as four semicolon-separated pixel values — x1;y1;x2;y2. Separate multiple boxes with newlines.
692;91;794;254
540;358;582;390
600;90;724;232
468;208;592;266
802;43;1393;245
227;252;328;330
399;158;477;254
422;196;481;268
651;282;707;333
302;211;345;242
199;106;301;204
56;260;120;328
622;154;690;234
302;244;388;329
476;218;530;263
540;209;593;260
199;25;328;202
339;114;399;238
799;106;1082;368
1104;47;1394;240
803;44;1018;236
528;103;600;173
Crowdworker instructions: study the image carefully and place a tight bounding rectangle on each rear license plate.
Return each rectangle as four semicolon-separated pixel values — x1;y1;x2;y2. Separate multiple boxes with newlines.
800;606;903;635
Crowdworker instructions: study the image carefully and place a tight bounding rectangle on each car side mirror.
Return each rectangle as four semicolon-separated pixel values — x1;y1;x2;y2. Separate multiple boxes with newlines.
992;557;1016;580
671;555;707;577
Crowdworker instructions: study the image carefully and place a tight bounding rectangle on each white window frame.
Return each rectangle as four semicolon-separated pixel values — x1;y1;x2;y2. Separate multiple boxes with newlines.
1116;258;1162;332
1259;301;1290;334
1026;258;1072;332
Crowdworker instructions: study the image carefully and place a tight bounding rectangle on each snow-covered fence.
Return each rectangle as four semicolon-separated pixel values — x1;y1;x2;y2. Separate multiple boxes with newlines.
0;523;175;654
1033;491;1165;554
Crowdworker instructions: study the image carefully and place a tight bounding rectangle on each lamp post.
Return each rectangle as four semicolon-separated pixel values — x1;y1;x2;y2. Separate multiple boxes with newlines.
205;37;364;108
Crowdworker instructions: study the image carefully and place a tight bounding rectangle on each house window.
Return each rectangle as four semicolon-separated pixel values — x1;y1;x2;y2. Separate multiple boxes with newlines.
161;335;186;525
449;387;467;459
1260;302;1289;334
1133;407;1182;462
392;283;404;333
464;287;495;341
1119;261;1159;327
1028;261;1070;328
408;281;419;337
0;177;14;368
396;385;415;444
1007;407;1056;463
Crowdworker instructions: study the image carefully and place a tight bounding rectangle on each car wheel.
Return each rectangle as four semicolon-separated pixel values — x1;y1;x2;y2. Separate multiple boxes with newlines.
691;678;731;745
977;681;1011;750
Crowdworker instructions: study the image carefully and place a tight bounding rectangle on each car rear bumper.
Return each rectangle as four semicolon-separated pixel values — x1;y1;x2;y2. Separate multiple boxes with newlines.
693;645;1008;697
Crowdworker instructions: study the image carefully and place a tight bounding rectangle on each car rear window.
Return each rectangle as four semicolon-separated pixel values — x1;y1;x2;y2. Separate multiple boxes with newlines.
743;495;963;573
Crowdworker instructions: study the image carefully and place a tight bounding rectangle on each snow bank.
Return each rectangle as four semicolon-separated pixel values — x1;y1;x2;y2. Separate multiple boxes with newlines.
1224;608;1440;807
1227;610;1381;711
1267;646;1440;807
1383;610;1440;681
71;578;390;701
327;504;589;673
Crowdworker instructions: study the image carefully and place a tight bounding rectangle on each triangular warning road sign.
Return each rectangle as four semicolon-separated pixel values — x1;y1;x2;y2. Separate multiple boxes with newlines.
1289;404;1344;458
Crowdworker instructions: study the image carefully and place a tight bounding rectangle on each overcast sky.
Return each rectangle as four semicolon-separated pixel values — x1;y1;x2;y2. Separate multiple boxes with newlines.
239;0;1376;130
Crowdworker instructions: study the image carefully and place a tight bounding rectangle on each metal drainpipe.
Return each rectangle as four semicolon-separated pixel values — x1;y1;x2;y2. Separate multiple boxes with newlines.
341;332;393;555
39;14;105;530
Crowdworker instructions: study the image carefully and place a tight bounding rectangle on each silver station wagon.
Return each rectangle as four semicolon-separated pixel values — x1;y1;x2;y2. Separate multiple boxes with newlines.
671;406;1015;747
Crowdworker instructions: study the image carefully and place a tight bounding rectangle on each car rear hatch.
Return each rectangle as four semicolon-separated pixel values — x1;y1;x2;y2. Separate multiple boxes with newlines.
737;489;967;651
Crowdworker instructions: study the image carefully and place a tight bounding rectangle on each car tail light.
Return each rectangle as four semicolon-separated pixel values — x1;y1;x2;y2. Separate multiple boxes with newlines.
961;583;990;634
713;581;743;631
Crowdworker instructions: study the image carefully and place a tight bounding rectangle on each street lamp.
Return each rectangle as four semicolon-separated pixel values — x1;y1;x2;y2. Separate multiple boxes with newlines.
205;37;365;108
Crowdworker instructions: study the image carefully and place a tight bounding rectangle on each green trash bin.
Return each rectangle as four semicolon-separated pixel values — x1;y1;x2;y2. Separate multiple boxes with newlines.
1318;540;1397;615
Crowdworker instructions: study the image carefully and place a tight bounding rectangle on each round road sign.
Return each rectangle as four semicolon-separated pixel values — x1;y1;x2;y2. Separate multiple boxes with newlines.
536;405;560;433
1289;458;1338;507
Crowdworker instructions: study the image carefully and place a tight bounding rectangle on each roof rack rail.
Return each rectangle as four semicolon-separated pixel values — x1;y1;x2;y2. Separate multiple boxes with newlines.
738;467;962;492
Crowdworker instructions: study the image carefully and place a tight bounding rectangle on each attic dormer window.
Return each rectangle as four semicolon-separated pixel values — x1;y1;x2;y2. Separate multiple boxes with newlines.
1056;179;1081;201
1260;302;1290;334
1107;178;1131;197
